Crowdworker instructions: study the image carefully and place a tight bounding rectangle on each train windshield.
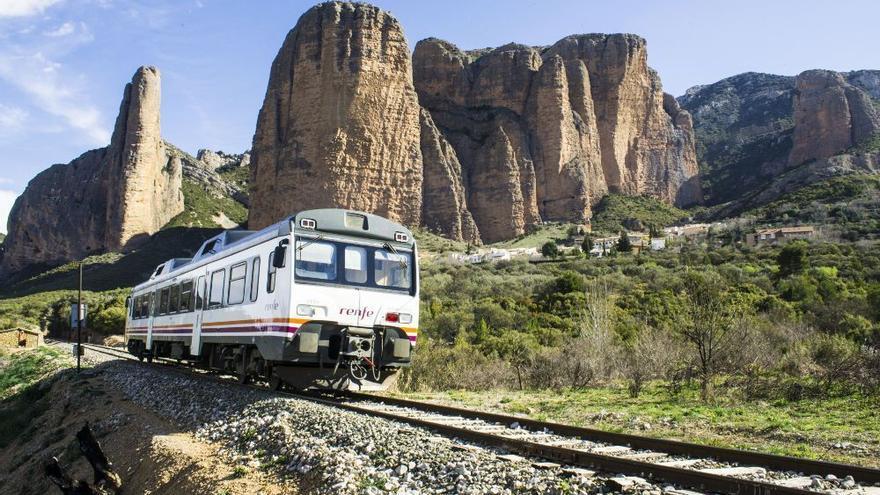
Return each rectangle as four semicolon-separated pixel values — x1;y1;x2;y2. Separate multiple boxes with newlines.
294;237;413;291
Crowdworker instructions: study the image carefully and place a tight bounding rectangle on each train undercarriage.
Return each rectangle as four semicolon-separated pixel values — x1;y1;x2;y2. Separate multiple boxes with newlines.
126;325;411;391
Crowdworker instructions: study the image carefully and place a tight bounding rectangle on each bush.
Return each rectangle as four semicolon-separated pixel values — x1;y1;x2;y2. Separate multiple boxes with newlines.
541;241;559;258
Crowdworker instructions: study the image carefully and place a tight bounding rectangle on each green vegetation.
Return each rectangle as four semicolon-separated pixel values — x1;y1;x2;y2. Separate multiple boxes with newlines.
540;241;559;258
0;226;219;297
490;223;575;249
0;347;73;448
394;384;880;466
0;289;129;339
0;232;6;244
590;194;688;235
0;346;71;399
403;240;880;397
165;179;248;229
218;165;249;190
747;174;880;239
412;228;468;254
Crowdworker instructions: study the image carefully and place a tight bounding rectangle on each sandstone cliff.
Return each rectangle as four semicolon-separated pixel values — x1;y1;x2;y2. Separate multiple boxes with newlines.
248;2;423;230
789;70;880;166
680;70;880;212
413;34;701;242
0;67;183;275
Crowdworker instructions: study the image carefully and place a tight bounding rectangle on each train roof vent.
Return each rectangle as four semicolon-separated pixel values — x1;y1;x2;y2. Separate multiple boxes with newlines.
223;230;256;245
167;258;192;272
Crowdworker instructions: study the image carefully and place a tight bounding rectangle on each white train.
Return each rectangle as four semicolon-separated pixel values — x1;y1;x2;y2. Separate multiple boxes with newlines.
124;209;418;390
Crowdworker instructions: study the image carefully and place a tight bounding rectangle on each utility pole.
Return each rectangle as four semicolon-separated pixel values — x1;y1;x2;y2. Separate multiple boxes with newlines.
77;261;83;372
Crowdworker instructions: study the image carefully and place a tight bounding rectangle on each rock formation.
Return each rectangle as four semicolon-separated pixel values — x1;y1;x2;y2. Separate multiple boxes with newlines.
196;149;250;171
680;69;880;213
789;70;880;166
247;2;423;230
0;67;183;276
413;34;701;242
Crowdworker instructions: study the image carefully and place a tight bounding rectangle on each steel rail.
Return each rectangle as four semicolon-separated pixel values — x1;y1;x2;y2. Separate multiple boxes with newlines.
343;391;880;484
61;342;879;495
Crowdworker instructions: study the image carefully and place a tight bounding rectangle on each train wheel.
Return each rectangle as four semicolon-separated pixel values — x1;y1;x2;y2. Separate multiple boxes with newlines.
146;354;153;363
269;374;283;391
237;346;251;385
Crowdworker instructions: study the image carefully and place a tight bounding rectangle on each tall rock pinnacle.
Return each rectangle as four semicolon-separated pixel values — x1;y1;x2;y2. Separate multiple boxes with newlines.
0;66;182;276
247;2;424;230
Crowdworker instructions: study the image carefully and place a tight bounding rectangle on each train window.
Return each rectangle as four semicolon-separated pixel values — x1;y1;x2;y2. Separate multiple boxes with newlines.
159;287;170;315
138;295;146;319
267;252;277;293
151;291;157;316
228;262;247;306
195;276;205;310
374;250;412;289
169;284;181;313
180;280;194;312
250;257;260;302
131;295;139;319
208;269;225;308
344;246;368;283
295;241;336;281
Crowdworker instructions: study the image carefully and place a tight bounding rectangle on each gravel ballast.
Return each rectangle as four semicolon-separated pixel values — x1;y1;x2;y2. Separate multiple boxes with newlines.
101;361;612;494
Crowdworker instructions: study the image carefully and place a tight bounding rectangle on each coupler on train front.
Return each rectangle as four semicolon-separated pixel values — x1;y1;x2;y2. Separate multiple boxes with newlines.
259;322;414;391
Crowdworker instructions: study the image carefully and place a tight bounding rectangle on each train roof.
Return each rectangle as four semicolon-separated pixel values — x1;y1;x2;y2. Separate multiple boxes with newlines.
136;209;415;291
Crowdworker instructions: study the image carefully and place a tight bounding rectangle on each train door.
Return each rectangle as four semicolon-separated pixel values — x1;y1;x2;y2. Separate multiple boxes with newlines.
191;274;207;356
146;290;155;351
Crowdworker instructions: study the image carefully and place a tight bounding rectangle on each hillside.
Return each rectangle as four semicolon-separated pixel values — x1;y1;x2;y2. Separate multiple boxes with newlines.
679;70;880;215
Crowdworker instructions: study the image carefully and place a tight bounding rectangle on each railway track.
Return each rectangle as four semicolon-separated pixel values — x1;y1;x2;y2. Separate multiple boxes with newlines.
57;341;880;495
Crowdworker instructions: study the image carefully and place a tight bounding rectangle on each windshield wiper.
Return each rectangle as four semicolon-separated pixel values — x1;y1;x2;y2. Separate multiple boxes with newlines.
296;235;324;252
383;242;408;270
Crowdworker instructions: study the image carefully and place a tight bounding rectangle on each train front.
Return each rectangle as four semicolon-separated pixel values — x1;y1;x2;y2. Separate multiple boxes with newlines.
274;209;418;391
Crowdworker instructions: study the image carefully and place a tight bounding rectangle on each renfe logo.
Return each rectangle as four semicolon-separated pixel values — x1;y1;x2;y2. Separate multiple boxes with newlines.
339;307;375;319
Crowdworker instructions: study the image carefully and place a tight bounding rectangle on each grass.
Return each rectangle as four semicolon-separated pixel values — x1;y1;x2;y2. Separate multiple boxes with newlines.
0;346;71;399
391;383;880;467
590;194;690;235
0;347;75;449
164;179;248;229
489;223;575;249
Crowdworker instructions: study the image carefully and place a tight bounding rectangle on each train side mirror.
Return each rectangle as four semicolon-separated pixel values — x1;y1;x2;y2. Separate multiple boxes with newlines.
273;243;287;268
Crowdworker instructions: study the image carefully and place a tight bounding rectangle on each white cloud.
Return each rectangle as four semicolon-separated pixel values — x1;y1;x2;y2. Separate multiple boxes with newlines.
0;51;110;145
0;189;19;235
0;0;63;18
0;104;29;135
44;21;75;37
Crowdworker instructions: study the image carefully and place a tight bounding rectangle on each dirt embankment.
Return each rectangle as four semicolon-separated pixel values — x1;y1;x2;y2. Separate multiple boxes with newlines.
0;365;297;494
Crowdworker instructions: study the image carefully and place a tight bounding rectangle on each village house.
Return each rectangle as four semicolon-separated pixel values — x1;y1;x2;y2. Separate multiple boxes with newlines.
746;226;815;246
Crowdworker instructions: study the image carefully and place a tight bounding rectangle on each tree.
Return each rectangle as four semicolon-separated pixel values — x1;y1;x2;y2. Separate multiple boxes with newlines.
581;235;594;254
541;241;559;258
777;241;808;278
677;271;739;401
617;232;632;253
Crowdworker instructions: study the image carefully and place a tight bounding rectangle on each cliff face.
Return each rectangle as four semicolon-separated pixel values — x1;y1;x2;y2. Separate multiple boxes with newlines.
247;2;423;230
789;70;880;166
245;3;700;242
680;70;880;211
413;34;700;242
0;67;183;276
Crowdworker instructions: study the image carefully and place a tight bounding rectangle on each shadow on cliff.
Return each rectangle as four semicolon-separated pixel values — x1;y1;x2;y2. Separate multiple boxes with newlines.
0;227;221;298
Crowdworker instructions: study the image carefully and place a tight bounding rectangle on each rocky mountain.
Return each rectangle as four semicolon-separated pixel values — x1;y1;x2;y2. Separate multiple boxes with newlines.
0;68;249;279
679;70;880;210
248;2;424;231
248;2;701;243
413;35;701;242
0;67;184;276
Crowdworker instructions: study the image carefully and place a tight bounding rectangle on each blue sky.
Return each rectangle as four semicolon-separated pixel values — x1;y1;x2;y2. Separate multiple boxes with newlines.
1;0;878;233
